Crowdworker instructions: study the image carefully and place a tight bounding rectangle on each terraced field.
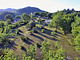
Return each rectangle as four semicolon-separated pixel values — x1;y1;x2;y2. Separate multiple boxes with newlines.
1;21;80;60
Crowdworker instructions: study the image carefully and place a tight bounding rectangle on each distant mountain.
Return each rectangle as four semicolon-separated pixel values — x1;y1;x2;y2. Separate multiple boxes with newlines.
16;6;45;14
0;6;46;20
0;8;17;13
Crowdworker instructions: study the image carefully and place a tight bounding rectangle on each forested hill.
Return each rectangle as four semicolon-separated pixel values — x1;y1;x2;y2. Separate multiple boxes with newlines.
16;6;45;14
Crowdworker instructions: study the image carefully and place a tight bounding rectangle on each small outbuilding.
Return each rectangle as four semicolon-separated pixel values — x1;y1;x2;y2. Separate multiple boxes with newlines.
14;18;21;23
45;20;51;24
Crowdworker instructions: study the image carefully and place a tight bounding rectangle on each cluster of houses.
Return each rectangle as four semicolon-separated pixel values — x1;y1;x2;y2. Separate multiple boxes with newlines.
14;18;21;23
13;13;51;24
14;17;51;23
13;18;51;25
45;20;51;24
41;17;51;24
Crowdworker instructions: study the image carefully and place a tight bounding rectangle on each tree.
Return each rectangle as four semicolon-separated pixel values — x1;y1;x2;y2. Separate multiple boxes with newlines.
39;12;46;17
50;11;75;34
51;31;56;35
50;12;62;31
0;49;19;60
29;13;35;19
15;15;21;18
5;19;12;25
71;15;80;50
23;44;37;60
29;12;33;19
0;40;66;60
40;40;66;60
0;21;5;28
74;34;80;50
26;21;36;29
0;26;13;45
71;15;80;30
71;15;80;37
21;13;30;22
4;14;14;22
34;12;40;16
47;13;53;19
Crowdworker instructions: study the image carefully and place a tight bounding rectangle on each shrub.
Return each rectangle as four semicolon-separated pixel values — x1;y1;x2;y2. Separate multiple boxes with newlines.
20;45;25;49
29;31;33;35
48;24;53;28
51;31;56;35
19;19;24;23
15;22;20;27
39;25;44;29
43;23;45;25
15;29;22;34
20;23;24;26
39;25;42;28
18;29;22;32
1;38;9;45
8;25;12;29
11;25;16;29
32;27;36;30
5;19;12;25
25;36;28;40
38;19;42;24
9;39;14;44
21;36;24;40
27;28;31;31
26;21;36;29
9;40;13;44
32;27;38;33
0;21;5;28
33;30;38;33
41;29;45;33
21;36;28;41
15;29;19;34
26;24;29;28
0;28;4;33
54;29;57;32
35;42;42;48
23;21;28;24
0;49;5;56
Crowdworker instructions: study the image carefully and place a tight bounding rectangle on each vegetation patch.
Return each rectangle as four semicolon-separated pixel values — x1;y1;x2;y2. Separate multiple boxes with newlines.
29;31;33;35
41;29;45;33
20;36;28;42
27;28;31;31
20;45;25;50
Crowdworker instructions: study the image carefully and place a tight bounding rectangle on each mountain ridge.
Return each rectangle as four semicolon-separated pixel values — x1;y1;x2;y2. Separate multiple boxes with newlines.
16;6;45;14
0;6;46;14
0;6;46;20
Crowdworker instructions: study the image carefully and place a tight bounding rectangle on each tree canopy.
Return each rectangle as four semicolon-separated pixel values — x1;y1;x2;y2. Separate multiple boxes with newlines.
21;13;30;21
4;14;14;22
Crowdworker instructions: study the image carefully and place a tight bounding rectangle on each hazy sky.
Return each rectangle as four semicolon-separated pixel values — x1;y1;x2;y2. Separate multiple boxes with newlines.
0;0;80;12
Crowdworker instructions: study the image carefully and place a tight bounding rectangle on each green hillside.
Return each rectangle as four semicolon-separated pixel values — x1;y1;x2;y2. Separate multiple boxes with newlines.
0;8;80;60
